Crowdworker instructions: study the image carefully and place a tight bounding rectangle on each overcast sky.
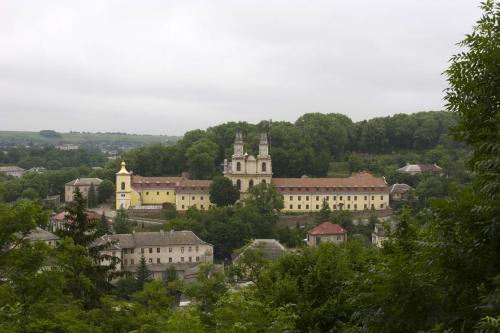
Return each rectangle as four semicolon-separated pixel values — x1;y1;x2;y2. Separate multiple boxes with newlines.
0;0;481;135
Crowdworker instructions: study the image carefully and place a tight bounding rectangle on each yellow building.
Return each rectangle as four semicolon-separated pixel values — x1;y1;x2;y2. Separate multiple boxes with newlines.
116;131;390;212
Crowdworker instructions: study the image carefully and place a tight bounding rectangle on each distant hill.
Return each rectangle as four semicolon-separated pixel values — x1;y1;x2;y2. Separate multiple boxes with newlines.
0;131;180;148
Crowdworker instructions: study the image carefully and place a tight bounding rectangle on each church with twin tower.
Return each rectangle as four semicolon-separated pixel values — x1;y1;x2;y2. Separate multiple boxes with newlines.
116;130;390;212
222;130;272;193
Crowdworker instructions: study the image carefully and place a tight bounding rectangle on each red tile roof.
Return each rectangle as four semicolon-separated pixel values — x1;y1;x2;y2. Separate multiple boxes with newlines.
272;172;388;192
308;222;347;236
131;175;184;189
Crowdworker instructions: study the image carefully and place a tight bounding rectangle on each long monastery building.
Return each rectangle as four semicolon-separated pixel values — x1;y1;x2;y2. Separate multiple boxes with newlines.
116;131;389;212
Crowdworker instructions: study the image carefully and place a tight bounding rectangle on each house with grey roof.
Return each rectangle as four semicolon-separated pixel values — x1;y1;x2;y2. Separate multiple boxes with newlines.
23;227;59;248
65;177;103;202
0;165;25;178
96;230;213;279
390;183;412;201
233;239;287;264
397;163;443;176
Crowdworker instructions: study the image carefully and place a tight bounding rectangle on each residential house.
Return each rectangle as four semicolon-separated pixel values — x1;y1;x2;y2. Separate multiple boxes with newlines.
96;230;214;279
233;239;287;264
307;222;347;247
0;165;25;178
65;178;103;202
397;163;443;176
24;227;59;248
390;183;412;201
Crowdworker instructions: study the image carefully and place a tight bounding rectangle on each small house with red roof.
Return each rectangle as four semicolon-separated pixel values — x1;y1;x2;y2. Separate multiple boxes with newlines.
307;221;347;247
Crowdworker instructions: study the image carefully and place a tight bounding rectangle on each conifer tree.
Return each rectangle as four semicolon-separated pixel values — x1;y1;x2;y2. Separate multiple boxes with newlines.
136;255;152;290
114;208;130;234
96;212;109;236
317;198;332;222
87;183;97;208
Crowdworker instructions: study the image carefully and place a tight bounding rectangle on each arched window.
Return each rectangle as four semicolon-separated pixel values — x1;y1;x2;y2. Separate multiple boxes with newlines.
249;179;254;188
262;162;267;172
236;162;241;172
236;179;241;190
121;182;125;191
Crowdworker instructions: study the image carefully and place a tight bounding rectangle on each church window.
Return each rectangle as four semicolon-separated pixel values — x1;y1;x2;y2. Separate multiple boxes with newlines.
121;182;125;190
262;162;267;172
237;162;241;171
249;179;254;188
236;179;241;190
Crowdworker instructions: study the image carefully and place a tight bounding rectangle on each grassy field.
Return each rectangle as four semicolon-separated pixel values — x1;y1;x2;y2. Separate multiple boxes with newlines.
0;131;180;145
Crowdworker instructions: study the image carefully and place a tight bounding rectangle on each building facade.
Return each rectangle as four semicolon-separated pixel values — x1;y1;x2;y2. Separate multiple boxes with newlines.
0;165;25;178
65;178;103;202
116;131;390;212
307;222;347;247
98;230;214;279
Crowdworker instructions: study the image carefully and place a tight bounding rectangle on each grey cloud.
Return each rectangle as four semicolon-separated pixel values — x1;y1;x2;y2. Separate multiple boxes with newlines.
0;0;482;135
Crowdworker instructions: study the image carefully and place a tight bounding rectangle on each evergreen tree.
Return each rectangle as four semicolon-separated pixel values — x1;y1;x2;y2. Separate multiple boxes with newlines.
317;198;332;222
96;212;109;236
114;208;130;234
87;183;97;208
136;255;152;290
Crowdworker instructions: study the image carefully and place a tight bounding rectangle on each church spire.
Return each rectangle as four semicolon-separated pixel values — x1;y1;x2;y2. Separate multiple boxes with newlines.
258;132;269;157
233;129;243;157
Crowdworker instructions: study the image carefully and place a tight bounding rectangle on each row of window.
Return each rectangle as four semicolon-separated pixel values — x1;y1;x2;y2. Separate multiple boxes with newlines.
288;203;385;210
236;161;267;172
123;246;200;254
288;195;385;201
181;196;207;201
144;191;171;196
123;256;200;265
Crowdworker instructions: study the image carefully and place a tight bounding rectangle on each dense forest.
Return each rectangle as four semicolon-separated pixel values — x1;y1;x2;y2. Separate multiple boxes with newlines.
0;2;498;332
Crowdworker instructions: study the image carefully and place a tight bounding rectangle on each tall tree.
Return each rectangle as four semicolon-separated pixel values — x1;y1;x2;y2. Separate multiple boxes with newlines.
87;182;97;208
96;212;109;236
97;179;114;203
136;255;152;290
209;176;240;207
114;208;130;234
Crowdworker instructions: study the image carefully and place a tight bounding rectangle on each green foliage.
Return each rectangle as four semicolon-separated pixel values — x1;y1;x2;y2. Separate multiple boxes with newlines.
39;129;61;138
96;212;109;236
114;208;131;234
209;176;240;207
246;183;284;217
87;182;97;208
97;179;114;203
136;255;152;290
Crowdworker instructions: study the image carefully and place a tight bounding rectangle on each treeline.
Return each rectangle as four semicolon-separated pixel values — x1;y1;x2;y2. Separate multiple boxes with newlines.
0;146;106;170
120;111;458;179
